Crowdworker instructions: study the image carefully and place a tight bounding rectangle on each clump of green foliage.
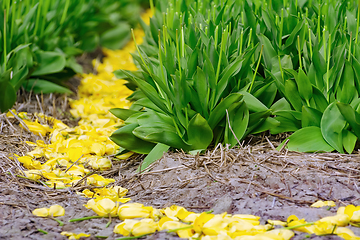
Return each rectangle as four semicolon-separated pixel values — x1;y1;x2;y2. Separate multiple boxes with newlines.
110;0;360;165
0;0;147;112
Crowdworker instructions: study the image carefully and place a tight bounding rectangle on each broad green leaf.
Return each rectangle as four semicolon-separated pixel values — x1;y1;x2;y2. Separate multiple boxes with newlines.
137;110;174;127
301;106;322;128
138;143;170;173
258;34;277;71
277;126;334;152
194;67;209;117
110;123;156;154
187;113;213;150
110;108;140;121
215;56;244;104
225;101;249;147
133;123;190;150
295;69;313;103
23;79;72;94
312;86;328;112
251;117;280;135
285;79;303;112
100;23;131;50
31;51;66;76
239;91;268;112
336;102;360;138
270;115;301;134
271;98;291;112
0;81;17;113
10;65;28;91
338;60;356;104
208;93;243;129
342;129;357;154
321;102;346;153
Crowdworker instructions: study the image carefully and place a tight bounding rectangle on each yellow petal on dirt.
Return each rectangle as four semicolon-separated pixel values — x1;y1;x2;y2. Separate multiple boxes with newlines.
334;227;360;240
193;212;215;233
84;198;118;217
67;147;83;162
317;213;350;227
88;157;112;170
267;220;287;227
22;119;51;136
23;170;42;181
32;208;50;217
311;200;336;208
49;205;65;217
131;219;158;236
17;156;42;170
117;203;153;220
114;219;138;236
90;142;106;156
61;232;90;240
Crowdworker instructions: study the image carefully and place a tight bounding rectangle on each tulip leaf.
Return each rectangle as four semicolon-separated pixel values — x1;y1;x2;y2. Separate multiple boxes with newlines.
285;79;303;112
321;102;346;153
301;106;322;128
110;123;156;154
342;129;357;154
187;113;213;150
133;123;190;150
336;102;360;138
31;51;66;76
208;93;243;129
109;108;139;121
138;143;170;173
23;79;72;94
278;126;334;152
295;69;313;104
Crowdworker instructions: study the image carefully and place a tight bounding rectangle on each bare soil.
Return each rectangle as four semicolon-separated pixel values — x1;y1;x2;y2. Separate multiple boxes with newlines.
1;53;360;240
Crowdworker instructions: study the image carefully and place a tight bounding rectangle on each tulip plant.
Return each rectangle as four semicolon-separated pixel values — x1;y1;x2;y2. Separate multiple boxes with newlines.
110;0;360;162
0;0;147;113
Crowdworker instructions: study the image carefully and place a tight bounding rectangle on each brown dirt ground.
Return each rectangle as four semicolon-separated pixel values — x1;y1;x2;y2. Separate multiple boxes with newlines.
1;54;360;240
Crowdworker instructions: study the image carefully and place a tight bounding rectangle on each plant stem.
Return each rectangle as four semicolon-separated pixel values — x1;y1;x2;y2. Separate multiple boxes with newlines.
60;0;70;25
50;217;64;226
249;45;264;93
38;229;48;234
167;225;193;233
326;33;331;101
298;35;302;69
116;234;151;240
3;9;7;72
281;222;315;230
69;216;103;222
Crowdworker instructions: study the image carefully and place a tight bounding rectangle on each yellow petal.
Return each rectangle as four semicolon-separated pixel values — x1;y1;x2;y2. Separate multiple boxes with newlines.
131;219;158;236
311;200;336;208
61;232;90;240
32;208;49;217
49;205;65;217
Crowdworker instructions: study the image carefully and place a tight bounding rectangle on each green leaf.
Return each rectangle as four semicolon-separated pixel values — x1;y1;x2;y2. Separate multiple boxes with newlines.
239;91;268;112
301;106;322;128
285;79;303;112
138;143;170;173
110;123;156;154
133;123;190;150
336;102;360;139
258;34;277;71
277;126;334;152
31;51;66;76
208;93;243;129
110;108;139;121
321;102;346;153
0;71;17;113
194;67;209;117
23;79;72;94
224;101;249;147
100;23;131;50
10;65;28;91
295;69;313;103
187;113;213;150
342;129;357;154
337;60;356;104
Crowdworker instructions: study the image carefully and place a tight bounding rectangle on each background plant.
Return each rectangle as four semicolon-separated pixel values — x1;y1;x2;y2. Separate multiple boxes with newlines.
0;0;148;113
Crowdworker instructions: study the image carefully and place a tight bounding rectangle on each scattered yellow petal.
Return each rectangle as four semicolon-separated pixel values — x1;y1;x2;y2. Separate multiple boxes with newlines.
311;200;336;208
61;232;90;240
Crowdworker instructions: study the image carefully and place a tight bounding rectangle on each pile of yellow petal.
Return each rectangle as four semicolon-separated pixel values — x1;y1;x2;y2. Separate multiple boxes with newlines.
7;10;360;240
